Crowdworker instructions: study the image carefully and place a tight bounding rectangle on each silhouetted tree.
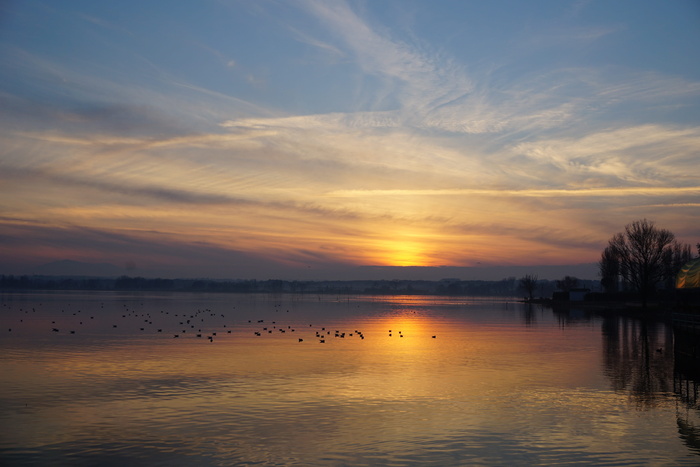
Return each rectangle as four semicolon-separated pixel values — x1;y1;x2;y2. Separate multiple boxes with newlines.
599;246;620;293
604;219;676;307
519;274;538;300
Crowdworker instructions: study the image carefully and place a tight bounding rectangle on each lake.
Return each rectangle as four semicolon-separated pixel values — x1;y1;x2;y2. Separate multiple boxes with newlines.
1;292;698;466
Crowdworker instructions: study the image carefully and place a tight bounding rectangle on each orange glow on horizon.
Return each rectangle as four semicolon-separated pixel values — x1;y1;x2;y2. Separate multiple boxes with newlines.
368;230;449;267
379;239;428;266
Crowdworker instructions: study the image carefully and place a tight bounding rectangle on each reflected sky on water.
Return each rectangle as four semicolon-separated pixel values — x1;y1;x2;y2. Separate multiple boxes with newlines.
1;292;698;465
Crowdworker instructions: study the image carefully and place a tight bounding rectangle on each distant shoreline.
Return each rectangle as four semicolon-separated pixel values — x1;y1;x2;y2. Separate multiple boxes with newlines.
0;273;599;297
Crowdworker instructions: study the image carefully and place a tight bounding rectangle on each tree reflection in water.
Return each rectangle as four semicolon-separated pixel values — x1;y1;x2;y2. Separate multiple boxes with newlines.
601;314;675;406
601;312;700;455
522;303;537;327
674;326;700;455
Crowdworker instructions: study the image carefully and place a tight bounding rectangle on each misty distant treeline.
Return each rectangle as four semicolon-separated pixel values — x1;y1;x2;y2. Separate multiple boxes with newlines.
0;274;600;296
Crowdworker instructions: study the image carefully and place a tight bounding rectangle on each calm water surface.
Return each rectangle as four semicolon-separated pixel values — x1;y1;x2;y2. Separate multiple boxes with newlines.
1;292;698;466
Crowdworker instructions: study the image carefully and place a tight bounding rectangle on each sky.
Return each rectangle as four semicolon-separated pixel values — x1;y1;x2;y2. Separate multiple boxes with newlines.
1;0;699;281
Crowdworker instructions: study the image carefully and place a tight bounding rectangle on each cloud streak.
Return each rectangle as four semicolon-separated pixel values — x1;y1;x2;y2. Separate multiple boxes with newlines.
327;186;700;198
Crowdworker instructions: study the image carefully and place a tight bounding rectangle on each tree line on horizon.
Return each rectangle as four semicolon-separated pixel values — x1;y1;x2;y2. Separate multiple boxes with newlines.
0;274;598;297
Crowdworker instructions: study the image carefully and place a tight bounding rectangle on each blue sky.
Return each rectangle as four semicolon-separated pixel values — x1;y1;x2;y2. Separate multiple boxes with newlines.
1;0;699;280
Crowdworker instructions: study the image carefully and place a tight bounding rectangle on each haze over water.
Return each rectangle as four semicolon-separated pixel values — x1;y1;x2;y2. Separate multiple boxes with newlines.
1;292;698;465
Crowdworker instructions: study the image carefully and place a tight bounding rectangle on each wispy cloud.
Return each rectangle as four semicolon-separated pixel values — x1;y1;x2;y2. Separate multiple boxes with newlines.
327;186;700;198
525;24;624;47
298;0;474;123
287;25;345;59
509;124;700;186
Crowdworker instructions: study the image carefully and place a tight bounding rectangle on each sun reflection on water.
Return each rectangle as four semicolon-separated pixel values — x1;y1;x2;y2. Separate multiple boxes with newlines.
1;292;698;465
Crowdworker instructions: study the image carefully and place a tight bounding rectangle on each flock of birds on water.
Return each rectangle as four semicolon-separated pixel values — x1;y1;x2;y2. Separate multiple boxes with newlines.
2;300;437;344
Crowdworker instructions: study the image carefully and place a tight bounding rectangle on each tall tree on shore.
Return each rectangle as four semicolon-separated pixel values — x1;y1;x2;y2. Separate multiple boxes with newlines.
602;219;676;307
519;274;538;300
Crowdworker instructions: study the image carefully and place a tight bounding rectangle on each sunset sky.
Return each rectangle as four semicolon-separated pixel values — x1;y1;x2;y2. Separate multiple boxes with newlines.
1;0;699;280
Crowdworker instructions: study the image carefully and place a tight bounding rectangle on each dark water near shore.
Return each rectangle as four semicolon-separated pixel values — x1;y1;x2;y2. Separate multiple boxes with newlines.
1;292;699;466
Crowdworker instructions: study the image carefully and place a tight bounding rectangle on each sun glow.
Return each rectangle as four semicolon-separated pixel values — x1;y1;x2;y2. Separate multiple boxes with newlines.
378;237;429;267
389;243;425;266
